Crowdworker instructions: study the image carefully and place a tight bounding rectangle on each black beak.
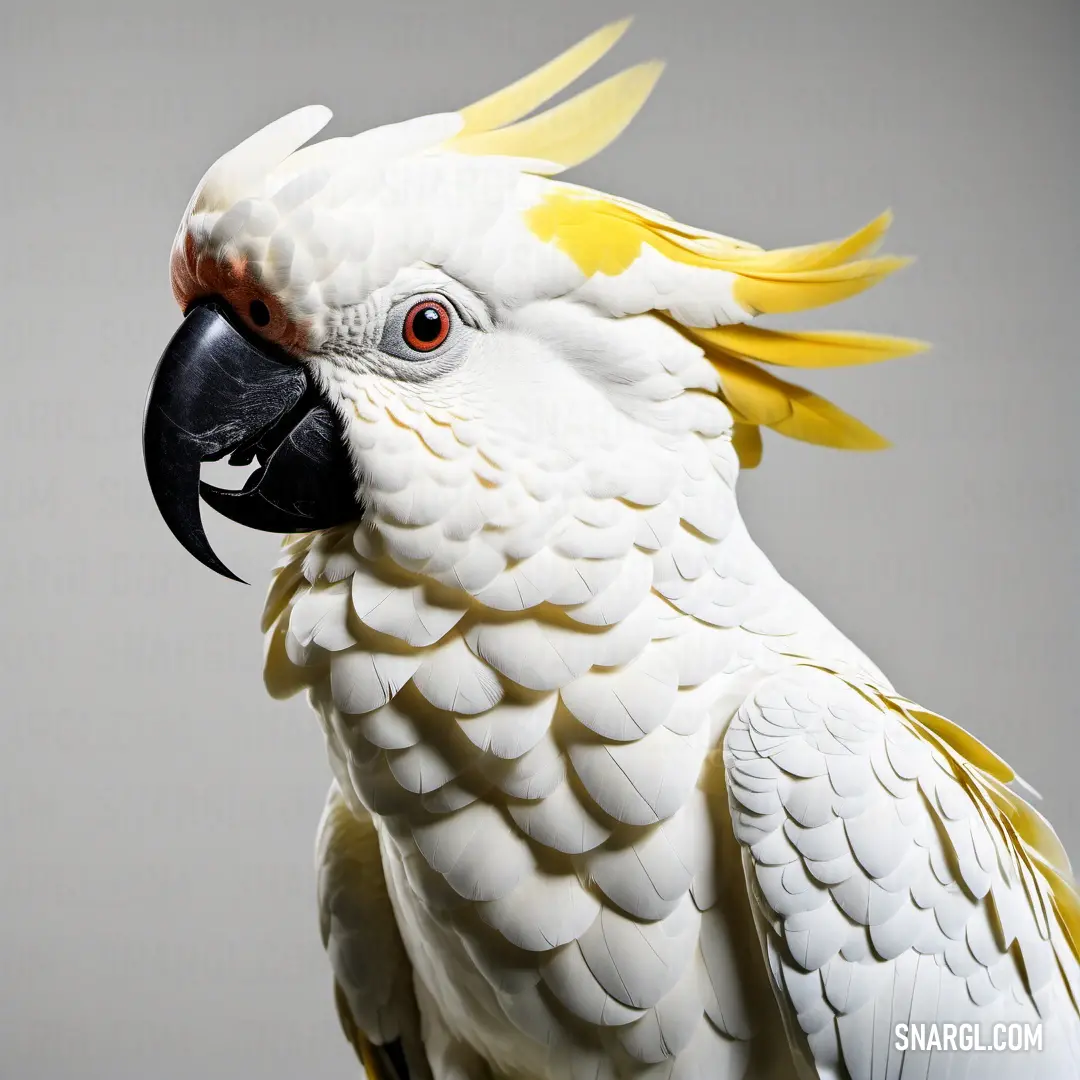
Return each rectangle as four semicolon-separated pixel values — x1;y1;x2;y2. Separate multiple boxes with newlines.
143;301;363;582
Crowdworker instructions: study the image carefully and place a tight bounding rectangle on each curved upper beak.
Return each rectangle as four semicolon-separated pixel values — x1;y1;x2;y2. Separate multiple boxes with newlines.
143;301;363;582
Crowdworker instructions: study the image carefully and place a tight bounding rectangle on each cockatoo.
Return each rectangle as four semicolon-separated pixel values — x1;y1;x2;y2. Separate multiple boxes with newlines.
143;19;1080;1080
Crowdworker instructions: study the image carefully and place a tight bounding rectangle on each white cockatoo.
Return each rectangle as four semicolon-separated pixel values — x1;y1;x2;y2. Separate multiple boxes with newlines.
143;20;1080;1080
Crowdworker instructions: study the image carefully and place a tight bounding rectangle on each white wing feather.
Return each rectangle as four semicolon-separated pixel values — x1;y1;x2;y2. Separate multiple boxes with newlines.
725;665;1080;1079
316;782;429;1079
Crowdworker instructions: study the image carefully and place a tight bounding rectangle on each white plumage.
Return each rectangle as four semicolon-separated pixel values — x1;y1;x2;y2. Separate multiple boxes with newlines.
166;18;1080;1080
726;667;1080;1077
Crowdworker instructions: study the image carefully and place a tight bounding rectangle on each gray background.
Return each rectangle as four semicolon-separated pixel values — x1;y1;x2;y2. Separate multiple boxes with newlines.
1;0;1076;1077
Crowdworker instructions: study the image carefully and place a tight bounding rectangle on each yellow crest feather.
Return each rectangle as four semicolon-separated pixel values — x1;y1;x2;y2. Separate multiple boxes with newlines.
447;22;927;469
456;18;633;137
450;62;664;173
526;194;924;465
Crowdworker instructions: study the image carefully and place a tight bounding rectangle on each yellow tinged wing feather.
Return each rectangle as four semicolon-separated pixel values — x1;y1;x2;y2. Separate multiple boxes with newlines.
335;989;399;1080
1045;864;1080;963
456;18;633;136
450;62;664;172
880;691;1080;963
981;774;1074;879
899;706;1017;784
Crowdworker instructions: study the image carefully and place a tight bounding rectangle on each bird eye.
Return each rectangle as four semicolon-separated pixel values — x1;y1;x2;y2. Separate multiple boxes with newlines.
401;300;451;353
377;292;471;374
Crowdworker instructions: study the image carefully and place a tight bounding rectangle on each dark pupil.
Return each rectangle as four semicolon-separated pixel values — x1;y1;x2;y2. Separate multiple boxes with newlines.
411;306;443;343
249;300;271;327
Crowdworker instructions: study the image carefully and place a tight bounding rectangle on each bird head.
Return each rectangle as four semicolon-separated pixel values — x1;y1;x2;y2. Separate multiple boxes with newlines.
144;19;924;582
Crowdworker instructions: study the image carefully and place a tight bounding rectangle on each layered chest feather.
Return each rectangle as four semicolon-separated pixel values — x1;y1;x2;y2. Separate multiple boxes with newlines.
259;403;873;1076
263;514;823;1075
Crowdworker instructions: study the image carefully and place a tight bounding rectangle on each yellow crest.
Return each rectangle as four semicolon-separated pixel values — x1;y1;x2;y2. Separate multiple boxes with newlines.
449;19;928;467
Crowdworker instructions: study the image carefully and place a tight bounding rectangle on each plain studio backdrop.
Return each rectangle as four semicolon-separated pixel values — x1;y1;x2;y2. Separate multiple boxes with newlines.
1;1;1076;1077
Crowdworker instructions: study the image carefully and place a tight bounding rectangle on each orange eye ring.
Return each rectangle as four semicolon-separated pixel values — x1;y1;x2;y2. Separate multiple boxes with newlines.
402;300;451;353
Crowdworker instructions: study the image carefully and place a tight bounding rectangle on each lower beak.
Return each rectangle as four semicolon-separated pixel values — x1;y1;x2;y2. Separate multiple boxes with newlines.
143;301;362;582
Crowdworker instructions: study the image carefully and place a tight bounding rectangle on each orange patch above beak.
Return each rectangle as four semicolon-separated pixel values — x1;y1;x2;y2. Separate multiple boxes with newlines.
170;232;312;356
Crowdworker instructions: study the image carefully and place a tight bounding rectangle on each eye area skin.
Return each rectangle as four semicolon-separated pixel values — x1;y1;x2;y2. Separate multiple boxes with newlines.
377;292;472;371
402;299;451;353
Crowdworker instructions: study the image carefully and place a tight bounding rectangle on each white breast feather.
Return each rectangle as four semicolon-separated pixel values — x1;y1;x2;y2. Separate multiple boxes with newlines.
266;312;853;1080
